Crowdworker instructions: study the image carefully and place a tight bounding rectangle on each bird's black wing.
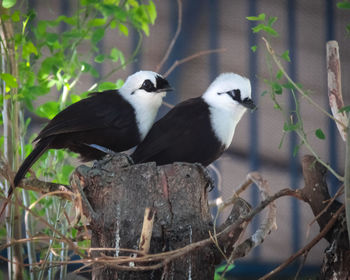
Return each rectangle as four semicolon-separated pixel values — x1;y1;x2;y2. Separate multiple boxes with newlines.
131;97;219;165
35;90;135;141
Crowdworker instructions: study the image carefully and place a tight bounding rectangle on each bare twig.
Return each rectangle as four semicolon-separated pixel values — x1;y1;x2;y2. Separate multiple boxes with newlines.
221;173;277;278
259;205;345;280
326;40;347;141
155;0;182;73
163;48;226;78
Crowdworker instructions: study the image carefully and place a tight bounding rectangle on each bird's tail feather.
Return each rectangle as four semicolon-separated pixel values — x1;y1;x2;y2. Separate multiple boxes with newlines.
0;139;51;219
14;139;51;186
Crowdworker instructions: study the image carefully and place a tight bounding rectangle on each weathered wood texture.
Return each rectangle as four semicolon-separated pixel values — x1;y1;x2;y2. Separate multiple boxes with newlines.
300;155;349;279
72;155;249;279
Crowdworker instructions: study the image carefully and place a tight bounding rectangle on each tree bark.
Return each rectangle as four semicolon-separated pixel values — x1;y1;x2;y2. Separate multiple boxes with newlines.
71;154;249;280
300;155;350;279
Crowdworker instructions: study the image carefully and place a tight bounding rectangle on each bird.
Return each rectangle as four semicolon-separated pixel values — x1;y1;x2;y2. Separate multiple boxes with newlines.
131;72;256;167
13;70;173;187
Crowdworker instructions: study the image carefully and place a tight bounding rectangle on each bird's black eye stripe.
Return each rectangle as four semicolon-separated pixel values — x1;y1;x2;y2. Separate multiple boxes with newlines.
232;89;241;102
140;79;156;92
217;89;242;102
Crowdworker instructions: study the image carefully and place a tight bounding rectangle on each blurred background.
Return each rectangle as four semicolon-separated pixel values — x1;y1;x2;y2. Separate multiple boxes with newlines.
18;0;350;278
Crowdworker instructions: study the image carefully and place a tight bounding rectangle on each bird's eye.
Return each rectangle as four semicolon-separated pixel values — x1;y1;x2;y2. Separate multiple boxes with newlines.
140;79;156;92
232;89;241;101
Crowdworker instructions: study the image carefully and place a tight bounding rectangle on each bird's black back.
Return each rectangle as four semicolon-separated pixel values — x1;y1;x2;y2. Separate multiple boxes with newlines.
36;90;140;161
131;97;225;166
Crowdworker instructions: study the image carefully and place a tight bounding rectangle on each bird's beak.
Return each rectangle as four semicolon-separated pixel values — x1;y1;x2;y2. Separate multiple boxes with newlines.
156;87;174;93
241;97;257;111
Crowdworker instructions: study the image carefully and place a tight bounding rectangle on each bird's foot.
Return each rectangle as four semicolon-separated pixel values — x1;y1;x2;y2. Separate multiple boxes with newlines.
194;163;215;192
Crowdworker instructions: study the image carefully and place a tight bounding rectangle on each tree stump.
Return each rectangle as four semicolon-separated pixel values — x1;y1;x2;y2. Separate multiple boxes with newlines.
71;155;248;279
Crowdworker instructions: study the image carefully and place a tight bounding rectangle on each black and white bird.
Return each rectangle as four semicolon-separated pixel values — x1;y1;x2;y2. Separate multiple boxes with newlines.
13;70;172;187
131;72;256;166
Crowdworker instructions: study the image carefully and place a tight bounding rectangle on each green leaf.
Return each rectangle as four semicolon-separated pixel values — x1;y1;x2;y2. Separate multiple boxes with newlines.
110;47;122;62
339;105;350;113
262;25;279;36
251;45;257;52
0;73;18;92
337;2;350;9
97;82;118;91
94;54;105;63
70;94;82;104
276;70;283;80
315;128;326;140
281;50;291;62
282;82;295;89
35;101;60;119
268;16;278;26
11;10;20;22
246;13;266;21
88;18;107;27
91;27;105;45
2;0;16;8
272;82;283;94
115;79;124;89
46;33;59;46
118;23;129;36
22;41;38;59
146;0;157;24
37;20;47;35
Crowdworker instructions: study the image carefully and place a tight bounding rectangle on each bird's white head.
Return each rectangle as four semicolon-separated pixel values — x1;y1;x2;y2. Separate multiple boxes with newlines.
119;70;173;139
202;73;256;148
202;72;255;112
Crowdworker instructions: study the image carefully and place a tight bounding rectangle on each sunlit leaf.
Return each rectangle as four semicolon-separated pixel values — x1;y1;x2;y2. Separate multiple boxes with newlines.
0;73;18;89
251;45;257;52
35;101;60;119
146;0;157;24
118;23;129;36
246;13;266;21
97;82;118;91
2;0;16;8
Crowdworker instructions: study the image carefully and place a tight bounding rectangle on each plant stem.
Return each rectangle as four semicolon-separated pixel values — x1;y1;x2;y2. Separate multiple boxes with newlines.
262;37;345;129
1;8;23;279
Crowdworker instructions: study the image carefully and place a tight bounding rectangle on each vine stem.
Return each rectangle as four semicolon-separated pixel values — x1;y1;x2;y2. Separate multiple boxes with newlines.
262;37;346;129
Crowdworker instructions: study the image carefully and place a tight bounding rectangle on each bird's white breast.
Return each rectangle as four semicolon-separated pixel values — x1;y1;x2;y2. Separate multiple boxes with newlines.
131;94;164;140
208;105;246;149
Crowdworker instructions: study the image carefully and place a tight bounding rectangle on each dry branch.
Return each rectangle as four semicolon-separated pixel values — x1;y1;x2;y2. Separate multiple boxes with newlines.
326;40;347;141
259;205;345;280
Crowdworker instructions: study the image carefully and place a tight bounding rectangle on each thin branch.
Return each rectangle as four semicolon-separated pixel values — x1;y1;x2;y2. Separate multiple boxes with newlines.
163;48;226;78
259;205;345;280
155;0;182;73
